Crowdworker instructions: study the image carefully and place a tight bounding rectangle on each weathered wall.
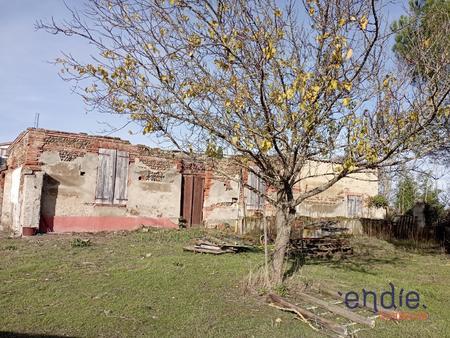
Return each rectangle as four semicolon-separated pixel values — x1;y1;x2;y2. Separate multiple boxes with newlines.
203;169;241;229
34;130;182;233
2;128;181;233
20;170;43;229
0;128;385;235
297;161;384;219
0;167;23;234
39;152;181;232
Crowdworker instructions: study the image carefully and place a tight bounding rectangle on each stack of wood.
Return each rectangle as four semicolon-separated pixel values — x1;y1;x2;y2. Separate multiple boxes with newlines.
183;237;254;255
289;221;353;258
290;237;353;258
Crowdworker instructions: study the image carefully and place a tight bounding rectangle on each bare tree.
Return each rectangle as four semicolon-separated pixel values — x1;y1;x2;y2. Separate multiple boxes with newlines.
37;0;450;286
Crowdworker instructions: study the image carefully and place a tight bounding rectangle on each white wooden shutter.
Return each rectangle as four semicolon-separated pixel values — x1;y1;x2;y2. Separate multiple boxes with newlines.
355;197;362;216
347;195;362;217
113;150;129;205
247;170;264;209
95;149;116;204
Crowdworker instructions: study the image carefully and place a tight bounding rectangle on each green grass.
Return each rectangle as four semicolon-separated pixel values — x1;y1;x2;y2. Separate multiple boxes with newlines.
0;229;449;338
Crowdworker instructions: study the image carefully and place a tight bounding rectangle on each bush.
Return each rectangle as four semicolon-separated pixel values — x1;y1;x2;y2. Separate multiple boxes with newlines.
368;195;389;209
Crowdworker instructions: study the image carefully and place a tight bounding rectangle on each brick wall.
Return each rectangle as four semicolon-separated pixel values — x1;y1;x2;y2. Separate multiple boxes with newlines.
6;128;182;174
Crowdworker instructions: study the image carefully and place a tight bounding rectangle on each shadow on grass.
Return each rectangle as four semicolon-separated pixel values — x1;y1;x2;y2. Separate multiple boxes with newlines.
387;239;446;255
285;251;402;276
0;333;76;338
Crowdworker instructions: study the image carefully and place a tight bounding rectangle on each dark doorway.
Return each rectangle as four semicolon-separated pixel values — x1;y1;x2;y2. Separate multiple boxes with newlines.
181;174;205;227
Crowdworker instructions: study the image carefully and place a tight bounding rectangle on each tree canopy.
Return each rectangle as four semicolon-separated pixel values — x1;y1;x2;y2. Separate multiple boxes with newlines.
392;0;450;162
392;0;450;81
38;0;450;285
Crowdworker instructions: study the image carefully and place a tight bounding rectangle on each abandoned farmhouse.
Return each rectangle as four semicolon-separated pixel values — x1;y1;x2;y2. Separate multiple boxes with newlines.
0;128;384;236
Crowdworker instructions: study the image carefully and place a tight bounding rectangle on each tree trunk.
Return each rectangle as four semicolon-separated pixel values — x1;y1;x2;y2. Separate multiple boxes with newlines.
270;202;296;286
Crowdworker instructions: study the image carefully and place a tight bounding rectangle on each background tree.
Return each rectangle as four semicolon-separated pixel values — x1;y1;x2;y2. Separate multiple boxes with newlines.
392;0;450;163
395;175;418;214
38;0;450;286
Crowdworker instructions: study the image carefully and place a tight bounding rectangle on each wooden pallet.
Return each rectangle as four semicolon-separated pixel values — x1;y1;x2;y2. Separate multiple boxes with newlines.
183;238;254;254
267;288;379;337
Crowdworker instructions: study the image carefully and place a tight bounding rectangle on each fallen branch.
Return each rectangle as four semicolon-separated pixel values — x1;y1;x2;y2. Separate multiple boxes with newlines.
316;284;396;315
266;293;348;336
297;291;375;327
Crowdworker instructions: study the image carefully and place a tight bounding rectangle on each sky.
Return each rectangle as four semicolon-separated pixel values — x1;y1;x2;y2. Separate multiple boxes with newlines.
0;0;153;145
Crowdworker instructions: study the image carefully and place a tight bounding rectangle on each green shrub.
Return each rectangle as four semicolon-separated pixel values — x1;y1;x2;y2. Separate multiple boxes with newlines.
368;195;389;209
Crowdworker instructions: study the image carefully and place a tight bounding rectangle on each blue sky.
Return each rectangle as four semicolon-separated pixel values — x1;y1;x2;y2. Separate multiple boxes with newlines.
0;0;152;145
0;0;407;145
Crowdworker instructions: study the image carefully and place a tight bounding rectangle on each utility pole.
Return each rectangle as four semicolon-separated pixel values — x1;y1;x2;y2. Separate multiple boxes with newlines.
34;113;40;128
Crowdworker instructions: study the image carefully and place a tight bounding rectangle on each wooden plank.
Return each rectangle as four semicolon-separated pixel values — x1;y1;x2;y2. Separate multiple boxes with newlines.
316;285;395;315
195;244;224;251
196;238;253;251
113;150;129;205
266;293;348;336
297;291;375;327
95;148;116;204
183;246;234;254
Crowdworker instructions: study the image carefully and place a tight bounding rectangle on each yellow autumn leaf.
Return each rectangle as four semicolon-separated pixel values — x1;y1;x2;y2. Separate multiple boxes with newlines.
338;18;346;27
260;139;272;152
188;34;202;47
231;136;239;145
285;87;295;100
144;43;156;52
342;97;351;107
328;79;338;90
343;158;356;171
274;9;282;17
345;48;353;60
342;81;352;91
309;7;315;16
263;41;277;60
360;16;368;30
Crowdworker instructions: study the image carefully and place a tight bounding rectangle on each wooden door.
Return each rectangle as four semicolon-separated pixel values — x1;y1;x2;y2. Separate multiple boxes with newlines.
181;174;205;227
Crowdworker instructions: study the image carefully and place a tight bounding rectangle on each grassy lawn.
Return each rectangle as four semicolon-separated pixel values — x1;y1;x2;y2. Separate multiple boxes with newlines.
0;228;449;337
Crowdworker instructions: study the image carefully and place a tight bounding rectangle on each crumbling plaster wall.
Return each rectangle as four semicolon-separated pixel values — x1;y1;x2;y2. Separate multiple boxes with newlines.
39;151;181;220
0;170;13;231
203;171;240;228
20;170;44;229
0;128;182;233
1;128;386;235
0;167;24;234
297;161;384;218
